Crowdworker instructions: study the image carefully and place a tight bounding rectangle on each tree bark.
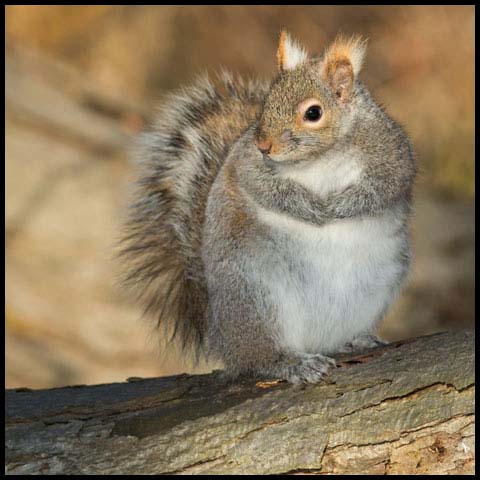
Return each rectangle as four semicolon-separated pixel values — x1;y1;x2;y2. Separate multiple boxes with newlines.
5;331;474;474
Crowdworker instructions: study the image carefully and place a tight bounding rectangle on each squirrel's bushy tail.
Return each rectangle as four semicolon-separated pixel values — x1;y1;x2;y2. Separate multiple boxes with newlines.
119;72;268;359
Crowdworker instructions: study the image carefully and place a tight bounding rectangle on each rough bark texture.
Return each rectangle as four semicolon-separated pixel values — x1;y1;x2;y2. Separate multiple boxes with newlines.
5;331;474;474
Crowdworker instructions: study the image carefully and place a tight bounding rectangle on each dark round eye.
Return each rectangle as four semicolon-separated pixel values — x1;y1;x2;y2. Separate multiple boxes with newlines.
304;105;322;122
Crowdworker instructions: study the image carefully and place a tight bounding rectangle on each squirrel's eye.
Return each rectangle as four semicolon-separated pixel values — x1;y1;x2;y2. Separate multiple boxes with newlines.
304;105;322;122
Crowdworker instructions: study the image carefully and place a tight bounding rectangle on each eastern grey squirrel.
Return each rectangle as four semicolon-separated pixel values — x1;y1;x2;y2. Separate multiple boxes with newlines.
120;31;416;384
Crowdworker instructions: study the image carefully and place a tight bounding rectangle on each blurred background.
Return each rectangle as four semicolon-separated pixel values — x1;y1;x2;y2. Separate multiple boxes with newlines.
5;5;474;389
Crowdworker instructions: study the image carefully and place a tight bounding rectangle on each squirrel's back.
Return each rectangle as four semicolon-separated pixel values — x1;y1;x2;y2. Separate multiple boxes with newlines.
120;72;269;356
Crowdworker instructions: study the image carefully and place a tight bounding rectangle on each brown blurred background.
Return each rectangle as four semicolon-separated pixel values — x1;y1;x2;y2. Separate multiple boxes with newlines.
5;5;474;389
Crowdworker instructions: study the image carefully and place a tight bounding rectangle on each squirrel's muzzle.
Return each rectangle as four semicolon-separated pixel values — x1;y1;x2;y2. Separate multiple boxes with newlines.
255;138;273;155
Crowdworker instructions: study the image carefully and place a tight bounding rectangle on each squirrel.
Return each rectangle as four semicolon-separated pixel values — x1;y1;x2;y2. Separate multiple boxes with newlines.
120;31;416;384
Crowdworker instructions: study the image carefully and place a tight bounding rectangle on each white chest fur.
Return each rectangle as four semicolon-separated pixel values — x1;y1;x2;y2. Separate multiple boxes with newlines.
256;206;406;354
281;148;363;196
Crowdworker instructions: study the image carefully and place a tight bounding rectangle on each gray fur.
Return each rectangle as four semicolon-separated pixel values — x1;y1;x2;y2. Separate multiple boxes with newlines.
120;34;416;383
119;72;269;357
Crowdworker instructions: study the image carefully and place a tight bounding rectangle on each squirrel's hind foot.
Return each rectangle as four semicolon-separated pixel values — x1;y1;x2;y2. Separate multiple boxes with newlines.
262;353;336;385
337;334;389;354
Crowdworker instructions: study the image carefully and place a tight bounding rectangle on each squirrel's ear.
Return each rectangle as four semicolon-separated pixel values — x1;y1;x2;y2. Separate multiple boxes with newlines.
321;34;367;102
276;30;309;72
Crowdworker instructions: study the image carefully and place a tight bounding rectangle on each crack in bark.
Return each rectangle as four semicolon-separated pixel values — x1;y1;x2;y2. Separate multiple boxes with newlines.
281;413;475;475
160;455;227;475
338;381;471;421
328;413;474;452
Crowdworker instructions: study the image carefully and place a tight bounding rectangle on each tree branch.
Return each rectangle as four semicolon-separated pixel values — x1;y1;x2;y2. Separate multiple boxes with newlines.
5;331;474;474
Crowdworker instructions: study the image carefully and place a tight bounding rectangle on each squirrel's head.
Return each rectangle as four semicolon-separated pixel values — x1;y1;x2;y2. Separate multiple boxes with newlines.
255;31;367;163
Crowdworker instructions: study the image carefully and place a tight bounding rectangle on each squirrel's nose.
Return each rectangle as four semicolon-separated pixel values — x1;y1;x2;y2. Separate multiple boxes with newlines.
255;138;272;155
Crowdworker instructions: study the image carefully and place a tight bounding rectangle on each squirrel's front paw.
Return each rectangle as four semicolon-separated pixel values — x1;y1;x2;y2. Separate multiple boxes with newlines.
337;334;389;354
269;353;336;385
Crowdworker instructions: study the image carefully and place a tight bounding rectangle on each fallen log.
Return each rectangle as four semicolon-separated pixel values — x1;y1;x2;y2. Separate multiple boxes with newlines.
5;330;474;474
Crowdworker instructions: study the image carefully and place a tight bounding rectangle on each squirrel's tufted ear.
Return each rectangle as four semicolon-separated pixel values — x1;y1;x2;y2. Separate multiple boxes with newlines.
321;34;367;102
276;30;309;72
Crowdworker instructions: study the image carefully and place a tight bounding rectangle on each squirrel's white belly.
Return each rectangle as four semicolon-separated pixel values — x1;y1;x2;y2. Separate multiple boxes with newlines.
256;207;406;354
